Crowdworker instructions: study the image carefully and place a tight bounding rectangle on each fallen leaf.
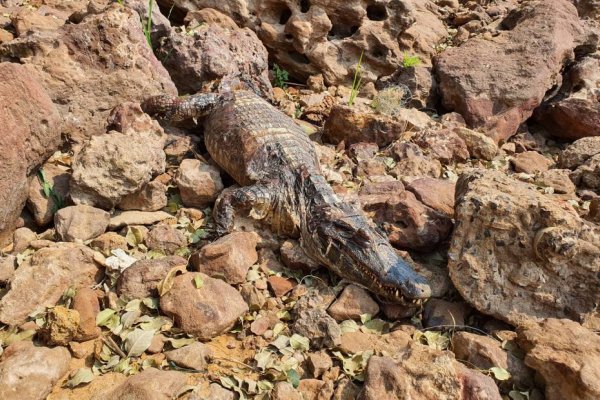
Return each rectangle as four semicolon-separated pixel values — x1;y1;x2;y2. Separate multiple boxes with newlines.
124;328;154;357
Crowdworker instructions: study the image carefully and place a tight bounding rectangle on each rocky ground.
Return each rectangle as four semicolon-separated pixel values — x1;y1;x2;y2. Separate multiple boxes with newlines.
0;0;599;399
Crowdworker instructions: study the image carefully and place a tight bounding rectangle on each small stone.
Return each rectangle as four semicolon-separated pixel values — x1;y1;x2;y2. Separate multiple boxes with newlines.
0;341;71;400
118;180;168;211
280;240;320;272
534;169;576;194
298;379;334;400
332;378;360;400
307;351;333;379
250;313;278;336
327;284;379;322
422;299;470;328
72;287;100;341
272;381;302;400
307;74;326;92
89;232;128;256
12;227;37;253
165;342;213;370
109;210;173;229
511;151;554;174
267;276;297;297
190;232;258;284
69;339;95;359
240;282;267;311
43;305;80;346
147;333;165;354
206;383;237;400
146;224;187;254
454;127;498;161
293;308;341;349
54;205;110;242
117;256;188;299
176;159;224;207
160;272;248;339
27;163;70;226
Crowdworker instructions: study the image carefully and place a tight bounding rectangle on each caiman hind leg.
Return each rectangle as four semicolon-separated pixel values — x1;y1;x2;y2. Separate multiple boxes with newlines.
213;183;274;236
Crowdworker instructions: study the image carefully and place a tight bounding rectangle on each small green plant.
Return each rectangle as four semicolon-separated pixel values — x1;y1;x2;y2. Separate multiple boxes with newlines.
348;50;364;107
37;169;64;214
143;0;153;48
272;64;289;88
402;52;421;68
116;0;124;5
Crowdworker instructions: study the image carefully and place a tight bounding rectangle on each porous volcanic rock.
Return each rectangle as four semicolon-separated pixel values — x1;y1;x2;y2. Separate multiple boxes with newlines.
448;170;600;326
165;0;445;85
0;4;177;142
0;63;61;245
436;0;597;142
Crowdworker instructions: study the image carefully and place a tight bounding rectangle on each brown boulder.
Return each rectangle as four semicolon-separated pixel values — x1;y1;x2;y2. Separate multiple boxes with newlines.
406;178;455;217
73;287;101;341
449;170;600;326
327;284;380;322
558;136;600;169
118;180;168;212
435;0;596;142
411;128;470;164
117;256;188;299
517;318;600;400
0;4;177;142
145;224;187;254
510;151;554;174
175;159;224;208
0;243;102;326
54;205;110;242
536;56;600;139
359;181;453;250
0;63;61;245
159;272;248;339
0;341;71;400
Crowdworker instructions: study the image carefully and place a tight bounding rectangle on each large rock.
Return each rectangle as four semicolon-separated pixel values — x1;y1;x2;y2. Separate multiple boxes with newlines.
448;170;600;326
160;272;248;339
517;318;600;400
156;22;272;96
70;131;166;209
166;0;445;85
535;56;600;139
0;341;71;400
0;4;177;142
435;0;596;142
93;368;188;400
0;243;102;326
0;63;61;245
359;180;453;250
359;343;502;399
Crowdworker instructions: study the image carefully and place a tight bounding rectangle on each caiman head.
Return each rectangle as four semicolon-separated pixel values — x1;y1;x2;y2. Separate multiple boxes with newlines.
304;202;432;302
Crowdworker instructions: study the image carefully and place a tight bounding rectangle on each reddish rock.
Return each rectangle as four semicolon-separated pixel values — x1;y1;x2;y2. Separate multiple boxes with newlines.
118;180;168;212
117;256;188;300
517;318;600;400
359;181;453;250
536;57;600;139
534;169;576;194
510;151;554;174
190;232;258;285
327;284;379;322
160;272;248;339
387;142;442;179
406;178;456;217
54;205;110;242
27;162;70;226
272;382;302;400
165;342;213;371
307;351;333;379
175;159;224;208
0;63;61;245
73;287;101;341
411;128;470;164
12;227;37;253
145;224;187;254
0;341;71;400
298;379;334;400
96;368;187;400
558;136;600;169
422;299;470;328
436;0;595;142
267;276;297;297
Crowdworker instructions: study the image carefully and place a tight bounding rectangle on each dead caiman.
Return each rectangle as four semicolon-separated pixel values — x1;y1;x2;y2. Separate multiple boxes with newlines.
142;84;431;301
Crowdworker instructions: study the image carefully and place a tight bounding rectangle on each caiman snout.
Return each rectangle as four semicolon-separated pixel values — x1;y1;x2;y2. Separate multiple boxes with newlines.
385;260;432;299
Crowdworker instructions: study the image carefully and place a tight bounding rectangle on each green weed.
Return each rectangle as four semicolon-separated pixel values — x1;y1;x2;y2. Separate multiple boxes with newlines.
402;52;421;68
348;50;364;107
272;64;289;88
37;169;64;214
143;0;153;48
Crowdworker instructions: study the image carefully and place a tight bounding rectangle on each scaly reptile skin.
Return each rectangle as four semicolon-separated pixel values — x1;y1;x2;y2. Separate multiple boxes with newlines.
142;88;431;301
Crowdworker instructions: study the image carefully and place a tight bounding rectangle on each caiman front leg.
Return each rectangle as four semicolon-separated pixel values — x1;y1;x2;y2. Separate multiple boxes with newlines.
213;183;274;236
141;93;219;122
